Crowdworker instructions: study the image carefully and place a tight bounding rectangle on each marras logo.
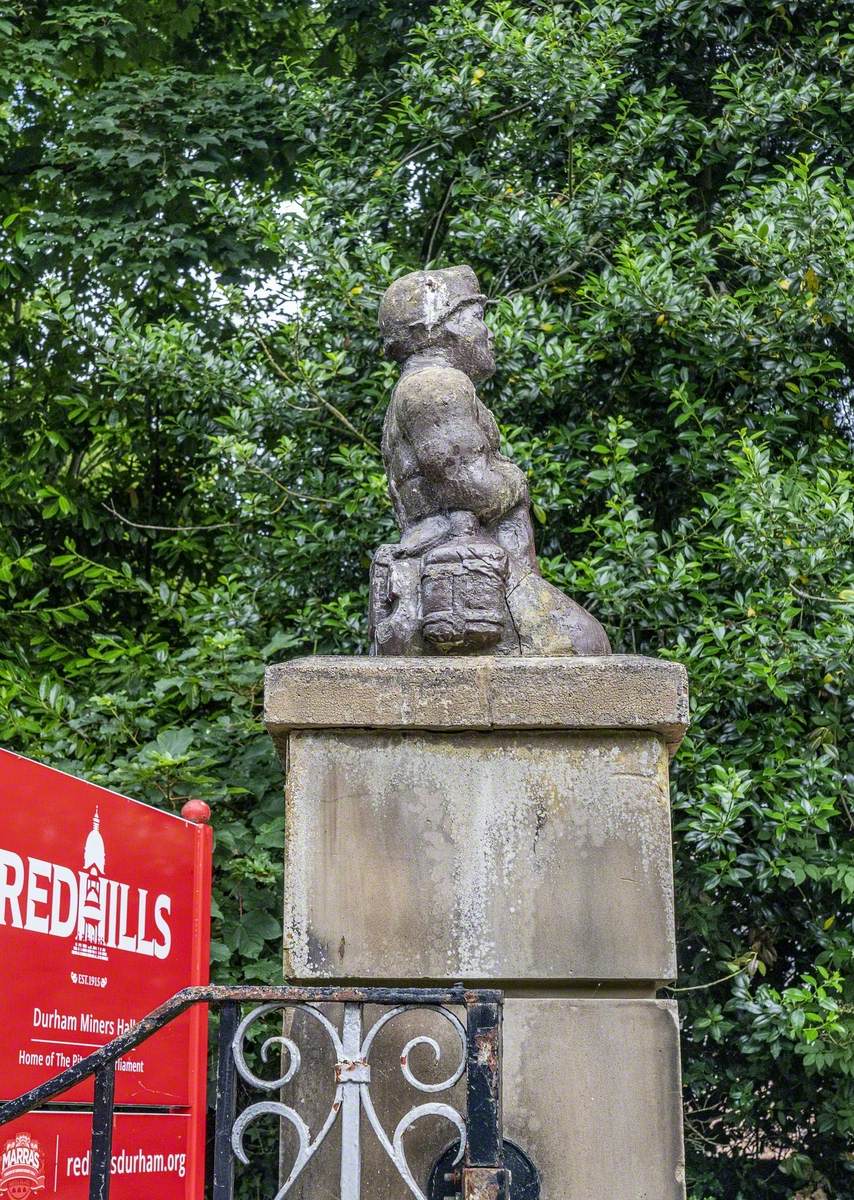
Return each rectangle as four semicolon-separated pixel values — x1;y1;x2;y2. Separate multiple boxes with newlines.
0;1133;45;1198
0;808;172;961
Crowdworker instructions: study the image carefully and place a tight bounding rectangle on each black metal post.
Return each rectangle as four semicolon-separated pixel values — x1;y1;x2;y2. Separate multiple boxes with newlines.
89;1062;116;1200
212;1000;240;1200
465;998;503;1166
464;998;509;1200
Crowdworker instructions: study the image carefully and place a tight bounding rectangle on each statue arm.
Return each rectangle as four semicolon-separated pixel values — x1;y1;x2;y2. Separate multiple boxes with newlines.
398;370;528;526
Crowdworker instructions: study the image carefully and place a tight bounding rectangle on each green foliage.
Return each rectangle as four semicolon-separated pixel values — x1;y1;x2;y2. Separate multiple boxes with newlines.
1;1;852;1195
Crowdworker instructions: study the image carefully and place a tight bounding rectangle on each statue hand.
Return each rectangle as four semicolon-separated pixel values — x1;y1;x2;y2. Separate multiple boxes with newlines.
392;514;453;558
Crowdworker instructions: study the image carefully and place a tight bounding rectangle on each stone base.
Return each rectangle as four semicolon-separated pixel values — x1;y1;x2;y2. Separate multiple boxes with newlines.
275;997;685;1200
264;655;689;1198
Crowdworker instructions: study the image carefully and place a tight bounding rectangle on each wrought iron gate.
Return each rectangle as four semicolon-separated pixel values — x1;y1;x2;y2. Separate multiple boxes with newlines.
0;984;510;1200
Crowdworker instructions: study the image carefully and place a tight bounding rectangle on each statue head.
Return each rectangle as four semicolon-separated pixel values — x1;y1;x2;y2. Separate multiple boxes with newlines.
378;265;495;382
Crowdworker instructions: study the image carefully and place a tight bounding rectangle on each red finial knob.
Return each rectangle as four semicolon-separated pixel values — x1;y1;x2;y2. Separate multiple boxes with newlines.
181;798;211;824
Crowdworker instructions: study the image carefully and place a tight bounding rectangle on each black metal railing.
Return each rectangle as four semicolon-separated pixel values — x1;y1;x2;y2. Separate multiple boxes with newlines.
0;984;510;1200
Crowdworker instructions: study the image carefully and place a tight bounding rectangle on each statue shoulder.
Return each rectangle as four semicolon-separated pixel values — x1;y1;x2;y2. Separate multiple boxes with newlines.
392;365;476;414
389;369;478;444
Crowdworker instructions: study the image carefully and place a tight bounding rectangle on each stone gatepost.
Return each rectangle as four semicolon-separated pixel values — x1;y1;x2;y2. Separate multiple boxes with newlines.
264;653;689;1199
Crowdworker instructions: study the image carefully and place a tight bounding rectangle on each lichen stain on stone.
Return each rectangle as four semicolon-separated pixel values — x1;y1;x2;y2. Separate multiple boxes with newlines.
282;740;314;975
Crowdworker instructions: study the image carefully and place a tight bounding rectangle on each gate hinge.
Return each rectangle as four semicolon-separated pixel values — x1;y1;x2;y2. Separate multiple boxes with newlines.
463;1166;511;1200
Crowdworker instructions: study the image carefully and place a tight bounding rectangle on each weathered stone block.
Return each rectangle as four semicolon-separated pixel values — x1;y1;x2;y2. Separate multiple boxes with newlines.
502;998;685;1199
283;727;677;983
265;655;690;755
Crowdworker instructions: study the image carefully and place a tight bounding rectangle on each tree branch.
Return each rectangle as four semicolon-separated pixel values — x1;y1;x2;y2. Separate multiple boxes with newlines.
423;175;456;266
102;504;240;531
244;463;339;506
790;582;853;605
255;333;379;453
394;101;534;172
503;233;604;298
103;469;339;534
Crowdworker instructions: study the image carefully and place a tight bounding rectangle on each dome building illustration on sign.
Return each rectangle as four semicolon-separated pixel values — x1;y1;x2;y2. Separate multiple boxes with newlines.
71;808;108;962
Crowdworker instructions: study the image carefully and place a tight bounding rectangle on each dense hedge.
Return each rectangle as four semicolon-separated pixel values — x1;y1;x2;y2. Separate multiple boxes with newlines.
1;3;852;1195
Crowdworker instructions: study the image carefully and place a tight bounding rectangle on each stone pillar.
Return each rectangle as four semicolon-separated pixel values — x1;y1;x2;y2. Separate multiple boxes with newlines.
265;655;689;1199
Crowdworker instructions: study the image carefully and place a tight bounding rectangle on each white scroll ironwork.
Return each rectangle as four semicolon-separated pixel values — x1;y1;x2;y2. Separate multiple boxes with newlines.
230;1000;467;1200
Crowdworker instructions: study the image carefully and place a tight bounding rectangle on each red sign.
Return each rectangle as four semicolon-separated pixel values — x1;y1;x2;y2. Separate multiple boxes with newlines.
0;750;212;1109
0;1110;202;1199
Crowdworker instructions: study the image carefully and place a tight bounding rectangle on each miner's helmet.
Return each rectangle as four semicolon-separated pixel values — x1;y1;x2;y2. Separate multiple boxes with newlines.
378;265;486;361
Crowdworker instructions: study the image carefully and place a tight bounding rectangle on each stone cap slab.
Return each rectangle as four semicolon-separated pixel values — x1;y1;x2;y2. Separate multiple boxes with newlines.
265;654;689;751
